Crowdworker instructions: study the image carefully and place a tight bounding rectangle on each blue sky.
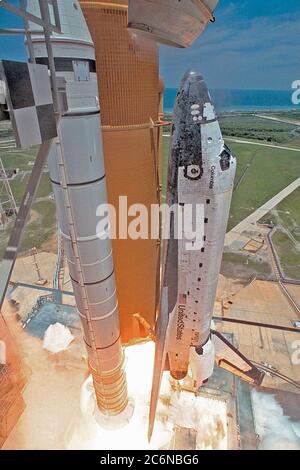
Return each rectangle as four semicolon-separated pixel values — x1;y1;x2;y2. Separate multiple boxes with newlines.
160;0;300;90
0;0;299;90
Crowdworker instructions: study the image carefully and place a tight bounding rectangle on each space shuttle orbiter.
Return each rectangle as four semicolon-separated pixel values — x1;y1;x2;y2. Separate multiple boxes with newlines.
149;71;264;440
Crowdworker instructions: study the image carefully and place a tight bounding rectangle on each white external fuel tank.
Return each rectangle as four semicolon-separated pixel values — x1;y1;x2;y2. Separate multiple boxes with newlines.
27;0;129;418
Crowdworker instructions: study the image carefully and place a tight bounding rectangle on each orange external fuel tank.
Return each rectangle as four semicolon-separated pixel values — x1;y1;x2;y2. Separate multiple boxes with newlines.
80;0;161;343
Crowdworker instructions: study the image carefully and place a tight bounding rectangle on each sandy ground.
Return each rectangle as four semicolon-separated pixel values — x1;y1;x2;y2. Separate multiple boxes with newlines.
11;252;57;288
12;287;50;321
216;274;245;303
9;251;75;320
41;231;58;254
285;285;300;309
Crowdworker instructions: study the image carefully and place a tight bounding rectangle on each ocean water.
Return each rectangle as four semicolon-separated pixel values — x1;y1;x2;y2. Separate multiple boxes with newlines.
164;88;299;113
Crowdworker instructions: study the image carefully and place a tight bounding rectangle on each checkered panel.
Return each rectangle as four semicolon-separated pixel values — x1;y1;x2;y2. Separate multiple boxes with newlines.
0;60;57;149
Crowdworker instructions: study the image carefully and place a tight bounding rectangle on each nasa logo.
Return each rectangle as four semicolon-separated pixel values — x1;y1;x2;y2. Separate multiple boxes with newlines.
209;165;216;189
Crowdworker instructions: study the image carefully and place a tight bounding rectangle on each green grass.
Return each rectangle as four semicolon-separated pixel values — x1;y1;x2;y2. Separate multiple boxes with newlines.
261;187;300;241
0;125;14;140
20;201;56;253
1;147;38;171
284;137;300;149
260;187;300;279
164;112;300;145
227;142;300;230
276;190;300;238
0;122;55;257
0;200;56;259
222;252;271;276
7;172;52;206
219;114;299;144
163;135;300;231
36;174;52;199
272;230;300;279
269;111;300;121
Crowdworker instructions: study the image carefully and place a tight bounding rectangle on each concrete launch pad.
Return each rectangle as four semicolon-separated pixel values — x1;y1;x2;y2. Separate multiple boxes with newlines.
216;278;300;392
197;342;258;450
2;254;300;450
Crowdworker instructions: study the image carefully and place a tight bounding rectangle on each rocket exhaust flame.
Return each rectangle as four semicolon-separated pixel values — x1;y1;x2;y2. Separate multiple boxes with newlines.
67;342;228;450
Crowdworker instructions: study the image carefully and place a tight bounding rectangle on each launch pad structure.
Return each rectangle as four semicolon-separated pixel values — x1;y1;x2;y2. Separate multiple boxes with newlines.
0;156;17;231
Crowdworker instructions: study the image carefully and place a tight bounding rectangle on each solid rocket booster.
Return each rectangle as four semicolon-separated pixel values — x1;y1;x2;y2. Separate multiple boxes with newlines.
149;71;263;438
27;0;129;417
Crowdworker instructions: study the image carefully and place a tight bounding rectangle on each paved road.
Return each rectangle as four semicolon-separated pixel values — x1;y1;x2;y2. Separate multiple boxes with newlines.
225;177;300;246
225;137;300;153
256;114;300;126
164;133;300;153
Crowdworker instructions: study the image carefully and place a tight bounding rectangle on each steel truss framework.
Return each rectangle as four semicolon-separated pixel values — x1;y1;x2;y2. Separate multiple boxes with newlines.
0;0;61;312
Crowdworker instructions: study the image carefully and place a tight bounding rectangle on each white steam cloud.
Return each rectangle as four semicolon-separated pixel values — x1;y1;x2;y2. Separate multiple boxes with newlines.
251;390;300;450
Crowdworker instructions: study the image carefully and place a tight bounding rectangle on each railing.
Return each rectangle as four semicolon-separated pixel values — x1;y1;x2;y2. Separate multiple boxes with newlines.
53;228;64;304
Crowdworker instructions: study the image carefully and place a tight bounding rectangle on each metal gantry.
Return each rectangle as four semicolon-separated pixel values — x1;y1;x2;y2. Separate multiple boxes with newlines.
0;156;17;231
0;0;61;312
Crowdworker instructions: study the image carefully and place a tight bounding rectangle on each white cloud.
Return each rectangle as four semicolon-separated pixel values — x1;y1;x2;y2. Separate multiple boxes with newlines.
160;8;300;90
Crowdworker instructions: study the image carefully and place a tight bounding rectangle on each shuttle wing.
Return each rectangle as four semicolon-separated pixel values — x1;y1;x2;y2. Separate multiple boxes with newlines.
211;330;264;385
149;209;179;440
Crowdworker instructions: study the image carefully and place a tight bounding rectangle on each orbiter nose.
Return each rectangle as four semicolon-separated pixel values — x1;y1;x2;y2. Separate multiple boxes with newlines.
181;69;204;84
177;70;214;124
179;69;212;115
